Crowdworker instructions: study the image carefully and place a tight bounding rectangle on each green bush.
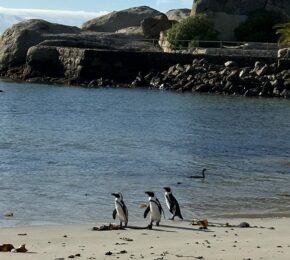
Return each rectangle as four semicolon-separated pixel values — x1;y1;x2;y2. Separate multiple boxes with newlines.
166;14;219;48
234;9;285;42
275;22;290;46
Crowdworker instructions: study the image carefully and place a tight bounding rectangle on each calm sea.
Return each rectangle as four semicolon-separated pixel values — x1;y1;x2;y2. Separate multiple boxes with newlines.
0;81;290;227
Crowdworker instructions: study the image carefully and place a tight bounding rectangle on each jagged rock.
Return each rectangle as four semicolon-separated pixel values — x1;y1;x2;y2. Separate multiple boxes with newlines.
256;65;269;76
166;9;191;21
82;6;162;32
141;14;173;38
226;70;239;82
0;19;81;70
224;61;236;68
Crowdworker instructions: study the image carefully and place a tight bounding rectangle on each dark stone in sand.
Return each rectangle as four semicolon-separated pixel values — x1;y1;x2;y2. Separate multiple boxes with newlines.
239;222;250;228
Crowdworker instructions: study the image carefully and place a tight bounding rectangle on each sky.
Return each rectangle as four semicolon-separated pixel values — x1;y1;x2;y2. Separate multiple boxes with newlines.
0;0;192;32
0;1;192;13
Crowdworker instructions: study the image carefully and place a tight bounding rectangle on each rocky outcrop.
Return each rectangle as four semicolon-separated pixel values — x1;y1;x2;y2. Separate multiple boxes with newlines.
81;6;162;32
192;0;290;16
191;0;290;40
0;19;81;70
141;14;173;38
166;9;191;21
0;19;162;74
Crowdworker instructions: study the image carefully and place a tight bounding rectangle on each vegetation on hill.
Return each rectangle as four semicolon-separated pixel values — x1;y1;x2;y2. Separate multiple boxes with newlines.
234;9;285;42
166;14;218;48
275;22;290;46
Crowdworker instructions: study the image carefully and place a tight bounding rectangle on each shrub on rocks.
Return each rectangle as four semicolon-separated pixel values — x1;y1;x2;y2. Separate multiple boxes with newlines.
166;14;219;48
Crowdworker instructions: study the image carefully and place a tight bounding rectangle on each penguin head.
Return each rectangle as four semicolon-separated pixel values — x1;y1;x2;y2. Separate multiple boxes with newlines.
163;187;171;192
111;193;123;199
202;168;207;173
145;191;155;197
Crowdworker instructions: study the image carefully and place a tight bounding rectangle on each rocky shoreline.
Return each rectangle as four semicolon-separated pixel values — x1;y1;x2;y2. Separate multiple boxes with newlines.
0;7;289;98
2;56;289;99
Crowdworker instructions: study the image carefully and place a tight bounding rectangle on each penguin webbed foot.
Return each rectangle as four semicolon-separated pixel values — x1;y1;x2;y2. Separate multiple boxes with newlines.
147;224;153;230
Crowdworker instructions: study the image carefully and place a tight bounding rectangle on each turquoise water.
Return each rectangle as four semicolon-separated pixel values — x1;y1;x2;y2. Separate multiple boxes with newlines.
0;81;290;227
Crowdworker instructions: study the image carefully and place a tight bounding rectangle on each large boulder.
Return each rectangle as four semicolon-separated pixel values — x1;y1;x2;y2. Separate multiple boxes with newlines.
192;0;290;16
166;9;191;21
141;14;173;39
81;6;163;32
191;0;290;40
0;19;81;70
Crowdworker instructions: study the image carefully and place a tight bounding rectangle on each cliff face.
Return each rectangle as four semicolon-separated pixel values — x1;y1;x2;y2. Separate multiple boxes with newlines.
191;0;290;40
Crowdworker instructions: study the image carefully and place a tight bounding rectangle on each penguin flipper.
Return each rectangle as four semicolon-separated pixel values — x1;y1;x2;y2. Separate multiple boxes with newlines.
112;209;117;220
144;206;150;218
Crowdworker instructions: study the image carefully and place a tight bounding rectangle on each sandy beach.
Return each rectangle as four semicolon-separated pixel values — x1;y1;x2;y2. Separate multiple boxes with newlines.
1;218;289;260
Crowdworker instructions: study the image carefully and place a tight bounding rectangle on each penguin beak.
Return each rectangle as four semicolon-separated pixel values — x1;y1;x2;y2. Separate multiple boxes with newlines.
111;193;118;197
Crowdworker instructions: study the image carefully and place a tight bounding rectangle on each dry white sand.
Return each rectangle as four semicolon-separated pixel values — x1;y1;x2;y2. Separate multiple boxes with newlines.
1;218;290;260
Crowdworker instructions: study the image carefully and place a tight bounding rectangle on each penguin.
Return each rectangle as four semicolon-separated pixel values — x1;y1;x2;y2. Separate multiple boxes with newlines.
111;193;128;228
144;191;165;228
189;168;206;179
163;187;183;220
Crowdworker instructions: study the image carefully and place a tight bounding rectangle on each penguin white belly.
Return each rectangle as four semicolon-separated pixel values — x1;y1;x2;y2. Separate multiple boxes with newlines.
116;203;126;222
150;202;161;222
165;194;171;210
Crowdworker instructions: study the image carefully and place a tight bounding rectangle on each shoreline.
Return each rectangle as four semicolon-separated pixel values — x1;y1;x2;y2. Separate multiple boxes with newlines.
1;217;290;260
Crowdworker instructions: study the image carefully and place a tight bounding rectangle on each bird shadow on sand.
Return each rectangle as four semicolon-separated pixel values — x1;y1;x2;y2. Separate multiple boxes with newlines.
159;224;213;232
127;226;176;233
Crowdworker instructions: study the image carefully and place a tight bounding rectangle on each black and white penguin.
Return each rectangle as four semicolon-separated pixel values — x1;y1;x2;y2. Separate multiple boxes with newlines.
144;191;165;228
163;187;183;220
111;192;128;228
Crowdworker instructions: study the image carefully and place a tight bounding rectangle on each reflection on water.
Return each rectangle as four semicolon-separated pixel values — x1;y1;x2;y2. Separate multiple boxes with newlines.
0;81;290;227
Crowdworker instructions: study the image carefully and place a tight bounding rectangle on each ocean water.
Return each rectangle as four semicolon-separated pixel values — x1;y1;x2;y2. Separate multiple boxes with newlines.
0;81;290;227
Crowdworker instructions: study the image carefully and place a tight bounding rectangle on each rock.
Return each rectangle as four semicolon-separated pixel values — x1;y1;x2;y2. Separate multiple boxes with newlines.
192;0;290;40
278;48;290;59
166;9;191;21
105;251;113;256
0;19;81;70
116;26;144;37
273;87;281;97
239;68;250;78
226;70;239;82
224;61;236;68
141;14;173;38
194;83;211;92
192;0;290;18
256;65;269;76
11;244;28;253
281;89;290;98
25;46;63;78
0;244;14;252
238;222;250;228
82;6;162;32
